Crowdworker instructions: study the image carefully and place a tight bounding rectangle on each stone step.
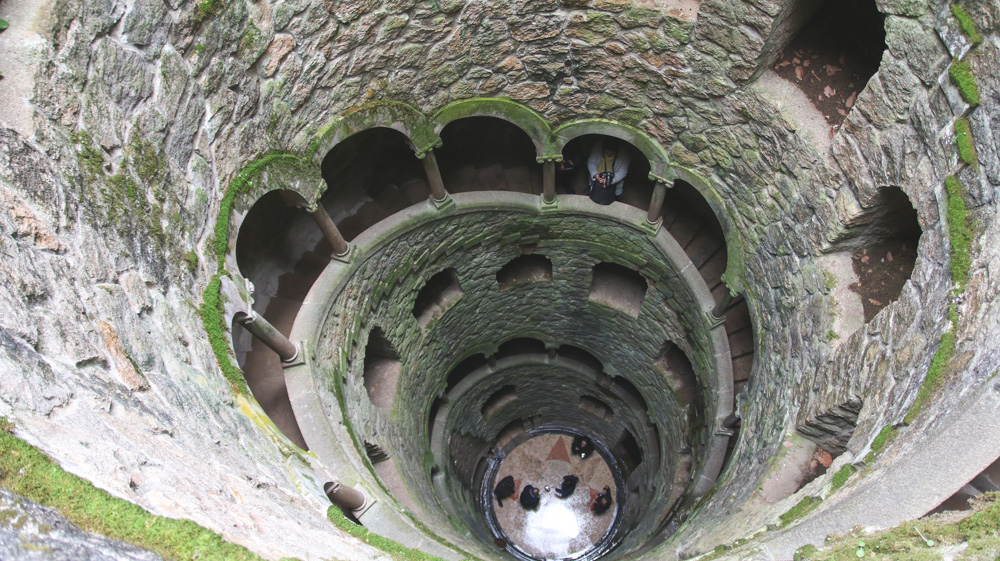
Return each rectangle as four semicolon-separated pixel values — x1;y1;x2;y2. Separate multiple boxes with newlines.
700;250;728;292
336;215;365;242
296;249;330;273
264;295;307;333
371;183;410;215
686;232;722;268
275;273;318;304
353;199;390;227
504;164;534;194
241;351;308;449
724;297;751;333
399;178;431;204
667;212;701;248
732;355;754;382
477;162;508;192
728;327;755;359
445;164;482;193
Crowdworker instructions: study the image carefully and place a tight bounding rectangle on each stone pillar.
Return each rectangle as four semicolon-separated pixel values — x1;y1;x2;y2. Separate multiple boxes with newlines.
324;480;368;511
542;161;556;203
646;181;668;225
712;290;735;319
420;149;450;203
235;312;298;363
309;204;350;257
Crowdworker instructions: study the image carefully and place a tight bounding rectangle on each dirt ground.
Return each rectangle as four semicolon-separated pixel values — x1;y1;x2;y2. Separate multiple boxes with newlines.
772;0;885;129
849;242;918;322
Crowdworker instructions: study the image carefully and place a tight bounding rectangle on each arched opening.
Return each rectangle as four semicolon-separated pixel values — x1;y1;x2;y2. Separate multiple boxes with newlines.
771;0;887;127
660;179;729;305
558;345;605;374
558;134;656;209
831;186;922;321
319;127;427;241
436;116;542;195
495;337;548;359
655;342;698;406
589;262;648;318
482;385;518;420
363;327;402;411
445;353;488;395
413;268;462;328
580;395;615;420
496;254;553;289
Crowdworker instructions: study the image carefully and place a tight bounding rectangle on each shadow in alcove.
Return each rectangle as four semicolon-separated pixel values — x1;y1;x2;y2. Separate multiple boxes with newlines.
827;186;922;322
436;116;543;195
320;127;429;242
558;134;656;210
772;0;886;127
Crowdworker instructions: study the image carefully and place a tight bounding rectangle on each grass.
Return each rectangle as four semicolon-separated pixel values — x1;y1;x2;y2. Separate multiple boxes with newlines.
327;507;468;561
829;464;856;492
0;421;270;560
903;307;958;425
944;176;973;290
949;59;980;106
792;492;1000;560
954;118;978;168
950;3;983;45
779;496;823;527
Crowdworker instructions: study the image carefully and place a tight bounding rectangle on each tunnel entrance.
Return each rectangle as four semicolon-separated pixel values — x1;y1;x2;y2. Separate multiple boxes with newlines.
485;431;625;561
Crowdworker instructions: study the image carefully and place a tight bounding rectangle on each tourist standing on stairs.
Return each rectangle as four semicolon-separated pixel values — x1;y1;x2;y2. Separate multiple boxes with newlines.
587;139;630;205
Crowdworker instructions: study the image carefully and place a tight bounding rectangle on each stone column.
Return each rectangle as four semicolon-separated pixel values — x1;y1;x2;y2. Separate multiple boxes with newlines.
712;290;735;319
646;181;668;225
235;312;299;363
324;481;368;511
309;204;350;257
542;161;556;203
419;149;450;202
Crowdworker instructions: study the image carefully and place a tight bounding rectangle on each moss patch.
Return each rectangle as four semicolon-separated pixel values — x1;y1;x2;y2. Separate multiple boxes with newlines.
790;493;1000;560
954;118;978;168
327;507;468;561
864;425;899;464
199;273;248;394
950;3;983;45
0;424;269;561
779;496;823;527
944;176;973;291
949;59;980;106
829;464;856;492
903;306;958;425
195;0;225;23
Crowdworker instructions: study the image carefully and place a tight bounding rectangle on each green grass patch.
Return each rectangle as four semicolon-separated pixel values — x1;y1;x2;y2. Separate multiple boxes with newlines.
949;59;980;106
954;118;978;168
829;464;856;492
199;273;248;394
787;492;1000;560
903;307;958;425
779;496;823;527
327;507;466;561
944;176;973;290
870;425;898;455
0;423;269;561
950;3;983;45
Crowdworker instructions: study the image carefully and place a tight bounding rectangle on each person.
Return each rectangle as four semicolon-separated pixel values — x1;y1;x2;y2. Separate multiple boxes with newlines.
556;148;582;194
587;138;630;205
572;435;594;459
591;486;612;515
519;484;540;510
494;475;515;507
554;475;578;498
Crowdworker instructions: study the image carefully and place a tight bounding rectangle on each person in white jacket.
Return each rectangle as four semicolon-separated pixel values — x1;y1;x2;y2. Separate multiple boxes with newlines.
587;138;630;205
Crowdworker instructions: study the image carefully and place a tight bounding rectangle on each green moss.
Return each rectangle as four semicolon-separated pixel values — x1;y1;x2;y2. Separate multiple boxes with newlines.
184;250;199;272
949;59;980;106
780;496;823;527
954;118;978;168
71;130;106;180
199;273;248;394
826;330;840;341
195;0;225;23
944;176;973;290
950;3;983;45
327;507;467;561
864;425;899;464
794;544;818;560
0;428;271;560
791;493;1000;561
903;308;958;425
212;152;304;268
829;464;856;492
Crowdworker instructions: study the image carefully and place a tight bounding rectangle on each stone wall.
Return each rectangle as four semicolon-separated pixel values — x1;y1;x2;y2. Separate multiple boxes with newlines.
1;0;998;559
